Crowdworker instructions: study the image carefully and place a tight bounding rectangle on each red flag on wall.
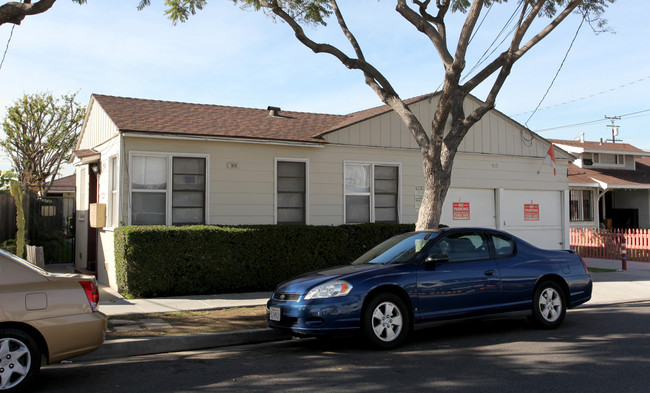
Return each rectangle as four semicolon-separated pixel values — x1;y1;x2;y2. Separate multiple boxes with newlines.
544;144;557;175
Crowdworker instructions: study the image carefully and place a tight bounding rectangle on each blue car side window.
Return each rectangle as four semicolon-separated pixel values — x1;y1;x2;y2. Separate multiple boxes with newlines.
428;233;490;262
491;234;515;258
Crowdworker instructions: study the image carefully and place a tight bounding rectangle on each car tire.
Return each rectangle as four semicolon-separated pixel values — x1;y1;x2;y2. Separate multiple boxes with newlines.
362;293;410;349
0;328;42;392
531;281;566;329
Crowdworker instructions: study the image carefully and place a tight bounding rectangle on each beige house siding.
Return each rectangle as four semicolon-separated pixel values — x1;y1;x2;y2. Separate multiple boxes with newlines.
121;134;566;229
324;96;545;159
77;99;119;150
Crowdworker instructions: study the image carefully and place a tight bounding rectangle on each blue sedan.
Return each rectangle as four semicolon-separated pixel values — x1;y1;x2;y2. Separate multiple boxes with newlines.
267;228;592;349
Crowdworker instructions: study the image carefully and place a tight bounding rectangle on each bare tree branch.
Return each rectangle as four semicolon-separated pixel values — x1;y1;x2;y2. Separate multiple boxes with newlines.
0;0;57;26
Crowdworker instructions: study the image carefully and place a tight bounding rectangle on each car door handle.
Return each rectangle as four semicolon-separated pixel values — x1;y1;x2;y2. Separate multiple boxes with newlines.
484;269;496;276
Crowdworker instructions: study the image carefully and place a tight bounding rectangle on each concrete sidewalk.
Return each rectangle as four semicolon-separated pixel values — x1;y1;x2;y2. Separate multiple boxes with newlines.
71;258;650;362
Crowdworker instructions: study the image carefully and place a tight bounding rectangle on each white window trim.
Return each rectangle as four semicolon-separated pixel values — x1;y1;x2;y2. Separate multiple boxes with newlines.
128;151;210;226
593;153;625;168
343;160;402;224
274;158;309;225
570;188;594;222
78;168;87;222
107;155;119;228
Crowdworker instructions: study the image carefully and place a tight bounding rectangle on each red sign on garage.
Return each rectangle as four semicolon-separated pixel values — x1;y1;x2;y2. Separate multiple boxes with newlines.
524;203;540;221
453;202;470;220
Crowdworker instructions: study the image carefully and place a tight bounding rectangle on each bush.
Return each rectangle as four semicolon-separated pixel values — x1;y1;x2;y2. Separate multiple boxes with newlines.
0;239;17;255
114;224;415;298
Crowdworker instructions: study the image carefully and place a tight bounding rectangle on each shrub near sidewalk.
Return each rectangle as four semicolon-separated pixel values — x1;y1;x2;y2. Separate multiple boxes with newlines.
115;224;414;298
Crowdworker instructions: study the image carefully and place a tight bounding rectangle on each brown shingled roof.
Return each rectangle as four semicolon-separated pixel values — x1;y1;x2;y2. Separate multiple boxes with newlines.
319;92;439;135
92;94;347;144
551;139;647;154
569;159;650;189
48;174;75;193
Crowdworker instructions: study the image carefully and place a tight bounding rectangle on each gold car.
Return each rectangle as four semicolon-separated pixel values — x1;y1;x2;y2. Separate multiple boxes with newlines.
0;249;107;392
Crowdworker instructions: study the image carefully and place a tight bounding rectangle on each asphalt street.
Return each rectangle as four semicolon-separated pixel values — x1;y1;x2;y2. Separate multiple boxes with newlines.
33;300;650;392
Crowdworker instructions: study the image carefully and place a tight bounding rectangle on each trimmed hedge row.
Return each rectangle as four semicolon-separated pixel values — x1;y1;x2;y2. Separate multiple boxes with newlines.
114;224;415;298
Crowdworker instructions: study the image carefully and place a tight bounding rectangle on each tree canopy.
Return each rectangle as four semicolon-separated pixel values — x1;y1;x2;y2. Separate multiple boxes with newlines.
1;92;84;196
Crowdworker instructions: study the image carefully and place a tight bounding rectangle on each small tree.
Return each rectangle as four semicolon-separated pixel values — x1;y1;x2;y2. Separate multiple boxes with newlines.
1;92;85;196
153;0;613;230
9;180;25;257
0;169;17;191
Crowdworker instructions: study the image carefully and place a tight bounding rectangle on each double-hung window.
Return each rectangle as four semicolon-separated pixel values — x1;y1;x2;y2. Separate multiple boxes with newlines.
130;154;207;226
345;162;400;224
276;160;307;225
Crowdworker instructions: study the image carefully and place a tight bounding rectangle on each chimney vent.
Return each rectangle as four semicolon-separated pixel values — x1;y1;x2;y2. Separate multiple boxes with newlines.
267;106;281;117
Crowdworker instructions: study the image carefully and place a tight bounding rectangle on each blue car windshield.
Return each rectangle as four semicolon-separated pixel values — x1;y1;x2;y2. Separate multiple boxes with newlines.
352;232;439;265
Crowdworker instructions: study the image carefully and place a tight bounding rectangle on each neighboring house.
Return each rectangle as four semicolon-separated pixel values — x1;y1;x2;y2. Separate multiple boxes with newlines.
73;93;572;288
46;174;76;240
47;174;76;197
551;137;650;229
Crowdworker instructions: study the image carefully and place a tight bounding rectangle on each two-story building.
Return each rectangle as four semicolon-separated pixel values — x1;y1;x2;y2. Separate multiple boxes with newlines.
551;137;650;229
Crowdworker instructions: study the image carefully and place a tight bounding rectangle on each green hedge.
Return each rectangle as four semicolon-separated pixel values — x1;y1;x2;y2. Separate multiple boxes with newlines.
114;224;415;298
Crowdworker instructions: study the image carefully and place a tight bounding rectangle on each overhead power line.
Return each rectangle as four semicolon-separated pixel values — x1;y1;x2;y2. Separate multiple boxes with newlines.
513;75;650;117
533;108;650;133
0;25;16;72
524;15;585;126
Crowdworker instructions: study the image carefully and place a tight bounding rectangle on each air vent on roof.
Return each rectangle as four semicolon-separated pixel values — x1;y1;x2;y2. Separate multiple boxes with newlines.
267;106;281;117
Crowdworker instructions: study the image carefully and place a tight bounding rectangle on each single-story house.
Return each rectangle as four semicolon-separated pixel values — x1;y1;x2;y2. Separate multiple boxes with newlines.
551;137;650;229
73;93;572;288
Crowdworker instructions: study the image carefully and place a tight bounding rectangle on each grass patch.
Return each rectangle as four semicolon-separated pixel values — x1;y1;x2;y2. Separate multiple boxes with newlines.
106;306;268;339
588;267;618;273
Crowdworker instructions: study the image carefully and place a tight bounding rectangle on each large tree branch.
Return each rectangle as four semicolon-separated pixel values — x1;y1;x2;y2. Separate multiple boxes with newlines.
259;0;431;151
395;0;453;66
453;0;483;72
462;0;582;94
0;0;56;26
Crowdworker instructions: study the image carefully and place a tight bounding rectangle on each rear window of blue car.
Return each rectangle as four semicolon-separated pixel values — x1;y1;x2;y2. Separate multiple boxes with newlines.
352;232;439;265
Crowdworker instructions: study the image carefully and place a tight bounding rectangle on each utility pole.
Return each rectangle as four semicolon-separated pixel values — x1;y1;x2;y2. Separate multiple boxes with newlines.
605;115;621;143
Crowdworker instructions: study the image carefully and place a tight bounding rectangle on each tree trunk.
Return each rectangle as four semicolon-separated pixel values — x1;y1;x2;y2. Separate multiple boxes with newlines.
415;98;468;231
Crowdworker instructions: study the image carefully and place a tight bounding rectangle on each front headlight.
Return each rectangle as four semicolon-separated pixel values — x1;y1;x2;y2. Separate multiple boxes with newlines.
304;280;353;300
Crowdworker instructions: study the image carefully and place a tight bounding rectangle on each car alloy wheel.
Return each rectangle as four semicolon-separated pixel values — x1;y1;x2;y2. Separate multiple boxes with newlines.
532;281;566;329
0;329;41;392
363;293;410;349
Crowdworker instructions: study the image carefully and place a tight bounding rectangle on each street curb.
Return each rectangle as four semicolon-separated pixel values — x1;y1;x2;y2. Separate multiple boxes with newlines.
74;328;292;362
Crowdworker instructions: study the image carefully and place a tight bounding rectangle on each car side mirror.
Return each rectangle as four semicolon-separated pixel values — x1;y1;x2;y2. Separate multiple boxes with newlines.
425;253;449;265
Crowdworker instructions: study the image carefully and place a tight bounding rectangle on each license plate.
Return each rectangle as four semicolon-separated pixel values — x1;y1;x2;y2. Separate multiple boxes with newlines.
269;306;281;322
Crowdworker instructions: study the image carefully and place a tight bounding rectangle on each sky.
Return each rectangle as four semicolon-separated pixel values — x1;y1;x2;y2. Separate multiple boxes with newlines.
0;0;648;175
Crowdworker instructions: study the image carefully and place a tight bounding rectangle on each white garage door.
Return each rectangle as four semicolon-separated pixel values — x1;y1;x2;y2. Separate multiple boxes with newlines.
441;188;496;228
500;190;564;249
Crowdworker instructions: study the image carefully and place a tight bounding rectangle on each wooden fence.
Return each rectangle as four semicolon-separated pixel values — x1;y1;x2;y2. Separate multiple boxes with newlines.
0;193;17;243
570;228;650;262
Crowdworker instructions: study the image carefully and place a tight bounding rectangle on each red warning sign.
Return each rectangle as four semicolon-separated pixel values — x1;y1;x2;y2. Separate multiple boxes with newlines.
524;204;540;221
453;202;470;220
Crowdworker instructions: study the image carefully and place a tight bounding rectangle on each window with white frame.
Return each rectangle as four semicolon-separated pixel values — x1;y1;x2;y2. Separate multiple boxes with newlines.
570;189;594;222
276;160;306;225
130;154;206;226
594;153;624;166
108;156;119;227
345;162;399;224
